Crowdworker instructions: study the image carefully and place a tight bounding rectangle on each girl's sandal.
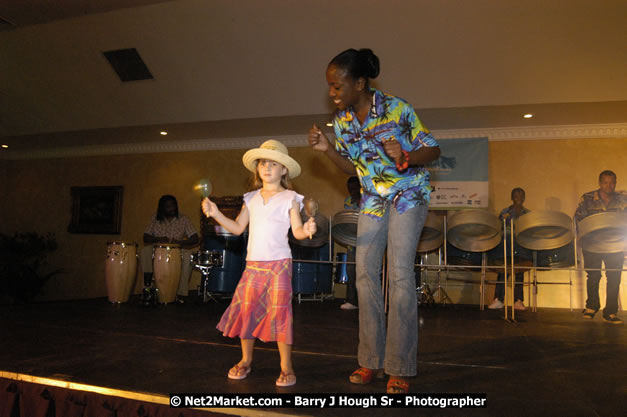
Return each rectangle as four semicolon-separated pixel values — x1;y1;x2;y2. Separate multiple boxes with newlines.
387;376;409;394
227;364;251;380
275;371;297;387
349;367;385;385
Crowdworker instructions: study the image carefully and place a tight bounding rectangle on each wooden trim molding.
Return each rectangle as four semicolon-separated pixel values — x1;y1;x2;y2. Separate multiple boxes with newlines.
2;123;626;160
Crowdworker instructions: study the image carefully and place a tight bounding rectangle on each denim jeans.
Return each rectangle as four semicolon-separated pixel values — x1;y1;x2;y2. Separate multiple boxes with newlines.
355;203;427;376
345;246;358;306
583;250;624;317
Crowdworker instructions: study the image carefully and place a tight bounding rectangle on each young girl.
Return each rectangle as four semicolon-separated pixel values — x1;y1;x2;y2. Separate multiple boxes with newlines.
201;139;316;387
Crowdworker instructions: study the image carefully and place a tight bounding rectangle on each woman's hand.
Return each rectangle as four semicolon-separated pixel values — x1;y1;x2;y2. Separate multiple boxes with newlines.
308;124;330;152
382;138;403;163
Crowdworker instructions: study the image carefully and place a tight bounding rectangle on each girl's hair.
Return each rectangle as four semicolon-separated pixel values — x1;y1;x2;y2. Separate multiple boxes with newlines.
156;194;178;221
329;48;380;87
248;160;293;190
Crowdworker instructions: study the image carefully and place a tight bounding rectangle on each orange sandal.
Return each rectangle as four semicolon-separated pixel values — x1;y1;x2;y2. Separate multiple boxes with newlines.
349;367;385;385
387;376;409;394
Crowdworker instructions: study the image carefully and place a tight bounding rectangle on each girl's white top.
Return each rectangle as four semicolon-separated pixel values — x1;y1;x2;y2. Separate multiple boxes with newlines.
243;189;304;261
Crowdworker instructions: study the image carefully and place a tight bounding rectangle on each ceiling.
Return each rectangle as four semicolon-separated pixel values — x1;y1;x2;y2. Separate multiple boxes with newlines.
1;0;626;154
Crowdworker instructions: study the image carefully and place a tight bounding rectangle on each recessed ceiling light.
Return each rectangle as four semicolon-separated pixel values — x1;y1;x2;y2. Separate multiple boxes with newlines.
1;144;8;148
523;113;533;119
160;131;168;135
325;122;333;127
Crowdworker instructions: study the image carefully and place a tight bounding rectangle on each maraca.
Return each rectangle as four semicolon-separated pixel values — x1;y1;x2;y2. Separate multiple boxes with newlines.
193;178;213;198
303;197;319;240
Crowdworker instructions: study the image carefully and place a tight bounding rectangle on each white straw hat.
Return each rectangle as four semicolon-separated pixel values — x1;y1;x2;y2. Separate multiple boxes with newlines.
242;139;301;179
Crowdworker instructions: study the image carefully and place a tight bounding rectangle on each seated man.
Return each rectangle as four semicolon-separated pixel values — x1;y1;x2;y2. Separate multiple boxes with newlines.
142;194;199;303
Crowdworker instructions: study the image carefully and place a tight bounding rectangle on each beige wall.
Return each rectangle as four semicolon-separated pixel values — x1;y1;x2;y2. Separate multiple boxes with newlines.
489;138;626;213
0;147;349;301
1;137;625;304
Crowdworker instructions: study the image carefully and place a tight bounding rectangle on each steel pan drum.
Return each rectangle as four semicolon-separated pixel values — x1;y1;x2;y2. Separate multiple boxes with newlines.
288;211;329;248
578;212;627;254
332;210;359;247
417;212;444;253
105;242;138;303
447;210;502;252
515;211;573;251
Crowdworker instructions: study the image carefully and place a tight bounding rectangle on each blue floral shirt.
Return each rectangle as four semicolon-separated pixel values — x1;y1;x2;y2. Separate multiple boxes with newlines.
334;89;439;218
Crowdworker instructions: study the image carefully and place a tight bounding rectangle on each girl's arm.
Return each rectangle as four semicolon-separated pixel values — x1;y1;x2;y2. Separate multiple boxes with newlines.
201;198;249;236
289;199;317;240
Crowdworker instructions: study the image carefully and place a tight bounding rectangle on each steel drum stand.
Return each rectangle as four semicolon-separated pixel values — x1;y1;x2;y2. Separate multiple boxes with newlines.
527;218;578;313
429;248;452;305
416;253;435;306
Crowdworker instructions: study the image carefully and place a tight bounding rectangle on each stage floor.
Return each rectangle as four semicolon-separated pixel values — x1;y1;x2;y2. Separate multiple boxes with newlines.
0;294;625;416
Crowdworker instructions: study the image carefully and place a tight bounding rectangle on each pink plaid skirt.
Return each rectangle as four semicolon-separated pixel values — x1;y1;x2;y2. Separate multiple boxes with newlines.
217;258;293;344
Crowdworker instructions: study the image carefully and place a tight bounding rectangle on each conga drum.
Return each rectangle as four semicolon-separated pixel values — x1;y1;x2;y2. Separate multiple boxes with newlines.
105;242;138;303
152;244;182;303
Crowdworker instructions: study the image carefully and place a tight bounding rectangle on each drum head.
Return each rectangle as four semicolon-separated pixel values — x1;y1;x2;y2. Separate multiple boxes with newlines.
332;210;359;247
515;211;573;250
447;210;501;252
578;212;627;254
417;212;444;253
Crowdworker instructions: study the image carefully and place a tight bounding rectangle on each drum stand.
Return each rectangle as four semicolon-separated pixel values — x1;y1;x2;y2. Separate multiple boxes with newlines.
140;274;159;306
432;249;452;305
416;254;435;306
417;249;451;306
197;265;219;303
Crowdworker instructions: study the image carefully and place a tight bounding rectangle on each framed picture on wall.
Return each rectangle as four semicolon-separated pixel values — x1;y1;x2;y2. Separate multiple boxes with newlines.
68;186;123;234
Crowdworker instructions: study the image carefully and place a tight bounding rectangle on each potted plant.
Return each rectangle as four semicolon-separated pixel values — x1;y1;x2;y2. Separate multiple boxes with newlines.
0;232;63;303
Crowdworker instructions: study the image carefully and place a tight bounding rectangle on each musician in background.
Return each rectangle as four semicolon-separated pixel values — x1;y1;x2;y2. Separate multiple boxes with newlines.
142;195;199;303
340;176;361;310
575;170;626;324
488;187;530;311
